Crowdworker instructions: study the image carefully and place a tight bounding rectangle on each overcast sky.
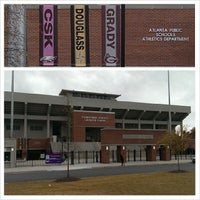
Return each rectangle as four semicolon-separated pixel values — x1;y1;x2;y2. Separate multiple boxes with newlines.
4;69;195;128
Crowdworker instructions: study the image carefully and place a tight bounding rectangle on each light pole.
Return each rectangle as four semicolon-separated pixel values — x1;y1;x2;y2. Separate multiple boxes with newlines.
67;105;71;178
168;71;172;159
168;71;172;134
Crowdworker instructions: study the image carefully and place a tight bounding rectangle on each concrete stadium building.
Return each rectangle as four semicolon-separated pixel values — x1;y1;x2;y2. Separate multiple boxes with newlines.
4;4;195;67
4;89;191;165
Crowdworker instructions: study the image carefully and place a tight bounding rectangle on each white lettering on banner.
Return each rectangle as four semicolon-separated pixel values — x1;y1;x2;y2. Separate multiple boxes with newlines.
142;27;189;42
106;8;116;49
82;116;108;122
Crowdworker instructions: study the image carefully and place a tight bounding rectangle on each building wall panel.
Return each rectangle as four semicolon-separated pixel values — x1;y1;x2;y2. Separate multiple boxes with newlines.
4;6;195;66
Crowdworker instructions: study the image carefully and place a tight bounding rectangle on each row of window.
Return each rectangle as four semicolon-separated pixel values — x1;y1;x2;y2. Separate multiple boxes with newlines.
6;123;169;132
72;92;112;100
6;125;43;131
116;123;168;130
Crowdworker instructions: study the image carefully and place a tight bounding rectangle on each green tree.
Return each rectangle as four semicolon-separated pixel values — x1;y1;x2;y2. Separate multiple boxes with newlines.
158;131;190;171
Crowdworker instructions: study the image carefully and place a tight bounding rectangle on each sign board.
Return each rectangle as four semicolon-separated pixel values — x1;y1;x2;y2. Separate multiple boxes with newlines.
102;5;121;66
39;5;57;66
45;153;62;164
71;5;90;66
82;115;108;122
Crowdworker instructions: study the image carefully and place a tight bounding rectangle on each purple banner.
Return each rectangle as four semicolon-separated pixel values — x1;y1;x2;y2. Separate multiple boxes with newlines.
45;153;62;164
102;5;121;67
40;5;57;66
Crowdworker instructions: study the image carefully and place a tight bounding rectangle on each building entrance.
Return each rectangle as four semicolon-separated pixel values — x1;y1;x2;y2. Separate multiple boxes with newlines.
52;121;62;137
5;151;11;161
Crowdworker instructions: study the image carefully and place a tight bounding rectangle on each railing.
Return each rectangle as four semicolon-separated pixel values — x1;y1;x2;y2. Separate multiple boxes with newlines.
15;151;101;167
171;154;194;160
13;153;194;168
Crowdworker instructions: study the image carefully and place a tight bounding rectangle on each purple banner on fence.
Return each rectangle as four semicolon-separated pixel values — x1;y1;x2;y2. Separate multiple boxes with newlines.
45;153;62;164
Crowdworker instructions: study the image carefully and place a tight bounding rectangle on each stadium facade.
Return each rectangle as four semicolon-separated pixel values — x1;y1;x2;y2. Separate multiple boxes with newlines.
4;89;191;165
4;4;195;67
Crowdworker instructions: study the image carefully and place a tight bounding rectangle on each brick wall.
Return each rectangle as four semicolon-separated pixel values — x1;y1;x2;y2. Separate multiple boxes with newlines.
125;9;195;66
72;111;115;142
4;7;195;66
17;138;51;150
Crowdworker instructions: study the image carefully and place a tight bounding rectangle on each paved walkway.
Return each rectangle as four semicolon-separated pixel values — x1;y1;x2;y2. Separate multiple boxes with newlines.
4;160;191;173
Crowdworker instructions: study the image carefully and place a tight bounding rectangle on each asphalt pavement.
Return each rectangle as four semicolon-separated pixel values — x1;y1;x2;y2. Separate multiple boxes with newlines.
4;160;195;183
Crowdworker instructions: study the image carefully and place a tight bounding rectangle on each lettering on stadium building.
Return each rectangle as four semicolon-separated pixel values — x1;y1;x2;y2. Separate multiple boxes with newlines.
142;27;190;42
39;5;57;66
71;5;90;67
102;5;121;67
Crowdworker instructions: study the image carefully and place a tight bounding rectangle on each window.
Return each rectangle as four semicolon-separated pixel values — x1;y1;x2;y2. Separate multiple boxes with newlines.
6;125;20;131
125;123;138;129
5;152;11;161
30;125;43;131
85;128;101;142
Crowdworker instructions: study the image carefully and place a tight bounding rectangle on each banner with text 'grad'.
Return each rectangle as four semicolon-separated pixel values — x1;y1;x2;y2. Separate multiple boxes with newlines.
39;5;57;66
71;5;90;67
102;5;121;67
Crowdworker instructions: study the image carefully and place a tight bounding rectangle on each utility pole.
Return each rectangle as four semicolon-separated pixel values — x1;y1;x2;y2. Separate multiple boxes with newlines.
7;5;26;67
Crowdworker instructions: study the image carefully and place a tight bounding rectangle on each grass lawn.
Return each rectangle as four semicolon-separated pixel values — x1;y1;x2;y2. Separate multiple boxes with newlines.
5;171;195;195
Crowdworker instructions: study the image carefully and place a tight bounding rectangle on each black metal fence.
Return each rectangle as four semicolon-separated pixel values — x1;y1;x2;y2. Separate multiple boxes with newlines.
16;151;101;167
13;152;194;167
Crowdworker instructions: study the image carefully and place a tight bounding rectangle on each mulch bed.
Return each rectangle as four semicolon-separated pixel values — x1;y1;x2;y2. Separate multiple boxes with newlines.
55;177;81;182
169;170;188;173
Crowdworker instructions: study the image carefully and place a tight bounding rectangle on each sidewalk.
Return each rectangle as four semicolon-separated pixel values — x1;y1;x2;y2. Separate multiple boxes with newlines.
4;159;191;173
